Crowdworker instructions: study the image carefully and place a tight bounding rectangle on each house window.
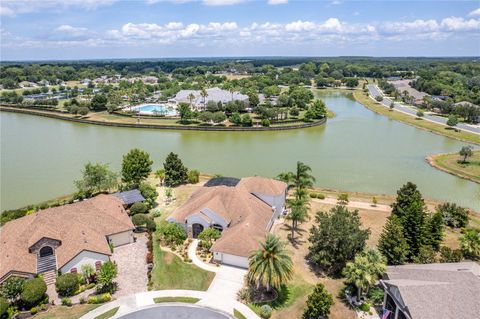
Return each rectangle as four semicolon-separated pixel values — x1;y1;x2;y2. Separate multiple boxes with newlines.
212;224;223;232
70;268;77;273
95;261;102;271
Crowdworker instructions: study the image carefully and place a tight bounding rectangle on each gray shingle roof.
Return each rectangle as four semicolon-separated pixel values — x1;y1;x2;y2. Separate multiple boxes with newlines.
382;262;480;319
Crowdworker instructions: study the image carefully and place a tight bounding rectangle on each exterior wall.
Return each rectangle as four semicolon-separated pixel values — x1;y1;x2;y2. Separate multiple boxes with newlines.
107;230;133;247
186;214;210;230
60;251;109;274
213;252;249;269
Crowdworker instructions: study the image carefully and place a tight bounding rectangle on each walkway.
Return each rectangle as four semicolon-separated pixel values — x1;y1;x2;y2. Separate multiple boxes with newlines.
80;240;258;319
367;84;480;135
315;197;391;212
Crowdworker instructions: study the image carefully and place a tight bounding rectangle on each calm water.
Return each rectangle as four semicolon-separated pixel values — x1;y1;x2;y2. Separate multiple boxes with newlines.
1;92;479;211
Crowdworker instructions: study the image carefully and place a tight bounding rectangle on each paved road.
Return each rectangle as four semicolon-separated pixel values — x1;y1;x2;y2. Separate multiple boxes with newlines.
117;304;233;319
367;84;480;135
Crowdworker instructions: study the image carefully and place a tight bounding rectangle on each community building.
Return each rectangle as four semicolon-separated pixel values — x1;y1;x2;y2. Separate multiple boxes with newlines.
380;262;480;319
168;176;288;268
169;87;249;110
0;195;134;284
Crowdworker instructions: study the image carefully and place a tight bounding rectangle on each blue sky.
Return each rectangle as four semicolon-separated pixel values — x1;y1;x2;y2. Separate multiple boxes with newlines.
1;0;479;60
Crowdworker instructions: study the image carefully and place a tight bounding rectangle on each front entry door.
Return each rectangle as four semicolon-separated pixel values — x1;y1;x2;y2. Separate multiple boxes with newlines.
192;223;204;238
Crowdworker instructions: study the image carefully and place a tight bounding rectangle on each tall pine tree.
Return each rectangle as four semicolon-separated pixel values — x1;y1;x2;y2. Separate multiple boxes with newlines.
378;215;409;265
391;182;429;260
163;152;188;187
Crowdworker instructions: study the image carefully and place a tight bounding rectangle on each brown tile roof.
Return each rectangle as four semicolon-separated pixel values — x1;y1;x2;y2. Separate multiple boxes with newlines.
169;176;287;257
0;195;133;281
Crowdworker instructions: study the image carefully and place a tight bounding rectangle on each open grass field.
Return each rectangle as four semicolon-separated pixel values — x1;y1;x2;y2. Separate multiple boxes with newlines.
427;150;480;184
353;90;480;145
33;304;100;319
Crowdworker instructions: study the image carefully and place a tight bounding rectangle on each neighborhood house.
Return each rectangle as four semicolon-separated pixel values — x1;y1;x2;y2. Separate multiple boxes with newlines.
169;87;249;110
380;262;480;319
0;195;134;284
168;176;287;268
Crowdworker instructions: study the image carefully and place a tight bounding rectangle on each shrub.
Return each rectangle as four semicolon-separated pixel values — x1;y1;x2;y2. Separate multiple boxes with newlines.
0;276;25;301
30;307;38;315
261;119;270;127
139;182;158;209
0;297;8;318
79;297;86;304
86;283;96;290
375;95;383;102
316;193;325;200
259;305;272;319
437;203;469;228
87;293;111;304
152;210;162;218
302;283;333;319
359;302;371;312
157;222;187;247
187;170;200;184
439;246;463;263
198;228;222;250
337;193;349;205
21;278;47;307
55;273;80;297
61;298;72;307
130;202;148;215
309;193;317;199
96;262;118;294
78;106;89;116
366;286;384;305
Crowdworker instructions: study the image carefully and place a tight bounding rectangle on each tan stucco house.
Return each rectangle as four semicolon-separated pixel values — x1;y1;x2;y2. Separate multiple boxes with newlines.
168;176;288;268
0;195;134;284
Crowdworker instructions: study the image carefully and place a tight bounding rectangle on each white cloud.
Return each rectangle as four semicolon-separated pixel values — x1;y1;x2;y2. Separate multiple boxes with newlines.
285;20;316;32
0;6;14;16
267;0;288;5
202;0;245;5
468;8;480;17
441;17;480;31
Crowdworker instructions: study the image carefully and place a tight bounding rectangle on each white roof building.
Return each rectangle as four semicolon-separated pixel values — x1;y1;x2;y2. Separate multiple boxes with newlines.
170;87;249;110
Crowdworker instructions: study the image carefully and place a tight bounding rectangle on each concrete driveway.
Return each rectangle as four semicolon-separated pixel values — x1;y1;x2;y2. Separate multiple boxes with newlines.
111;234;148;297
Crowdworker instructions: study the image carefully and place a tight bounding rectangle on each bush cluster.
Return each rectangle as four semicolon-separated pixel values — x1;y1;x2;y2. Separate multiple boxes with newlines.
87;293;111;304
21;278;47;307
55;273;80;297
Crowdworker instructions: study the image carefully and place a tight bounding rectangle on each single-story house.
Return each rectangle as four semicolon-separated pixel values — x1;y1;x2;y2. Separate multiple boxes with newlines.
379;262;480;319
168;87;249;110
0;195;134;284
113;189;145;207
167;176;287;268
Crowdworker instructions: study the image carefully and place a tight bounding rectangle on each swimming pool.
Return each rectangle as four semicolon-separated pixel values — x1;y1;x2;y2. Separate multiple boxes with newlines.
131;104;177;116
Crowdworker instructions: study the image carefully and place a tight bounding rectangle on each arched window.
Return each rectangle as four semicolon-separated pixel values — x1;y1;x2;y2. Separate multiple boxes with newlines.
39;246;54;257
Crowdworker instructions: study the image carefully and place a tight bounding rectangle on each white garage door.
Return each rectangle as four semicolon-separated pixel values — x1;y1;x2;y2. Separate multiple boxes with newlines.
108;231;132;247
221;253;249;268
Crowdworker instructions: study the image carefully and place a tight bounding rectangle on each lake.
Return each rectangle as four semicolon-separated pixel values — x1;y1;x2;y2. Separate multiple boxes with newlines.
1;91;479;211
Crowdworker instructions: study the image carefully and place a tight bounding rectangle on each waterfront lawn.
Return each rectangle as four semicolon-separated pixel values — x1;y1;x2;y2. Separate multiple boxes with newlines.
352;90;480;145
33;304;100;319
154;297;200;303
150;231;215;291
430;151;480;184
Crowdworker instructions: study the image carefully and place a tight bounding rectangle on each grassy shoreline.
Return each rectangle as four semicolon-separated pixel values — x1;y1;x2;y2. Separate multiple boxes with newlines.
426;151;480;184
352;90;480;145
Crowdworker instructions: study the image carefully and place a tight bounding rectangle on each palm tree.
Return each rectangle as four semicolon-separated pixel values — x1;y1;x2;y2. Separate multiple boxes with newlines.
247;234;293;292
286;198;309;239
343;249;386;300
188;92;195;108
200;88;208;109
155;169;165;186
277;162;315;200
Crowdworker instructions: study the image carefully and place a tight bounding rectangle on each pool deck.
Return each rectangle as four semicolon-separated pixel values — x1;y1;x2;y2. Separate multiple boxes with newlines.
125;103;177;116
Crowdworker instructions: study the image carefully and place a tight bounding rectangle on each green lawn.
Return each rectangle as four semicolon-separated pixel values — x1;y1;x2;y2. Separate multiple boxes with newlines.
149;232;215;291
234;309;248;319
248;276;313;317
94;307;119;319
352;90;480;145
33;304;100;319
429;151;480;184
154;297;200;303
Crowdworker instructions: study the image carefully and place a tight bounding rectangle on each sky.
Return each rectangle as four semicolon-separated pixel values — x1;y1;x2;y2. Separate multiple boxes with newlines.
1;0;479;61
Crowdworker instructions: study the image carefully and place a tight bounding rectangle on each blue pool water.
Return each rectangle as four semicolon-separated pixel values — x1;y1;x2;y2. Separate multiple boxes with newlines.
135;104;176;116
